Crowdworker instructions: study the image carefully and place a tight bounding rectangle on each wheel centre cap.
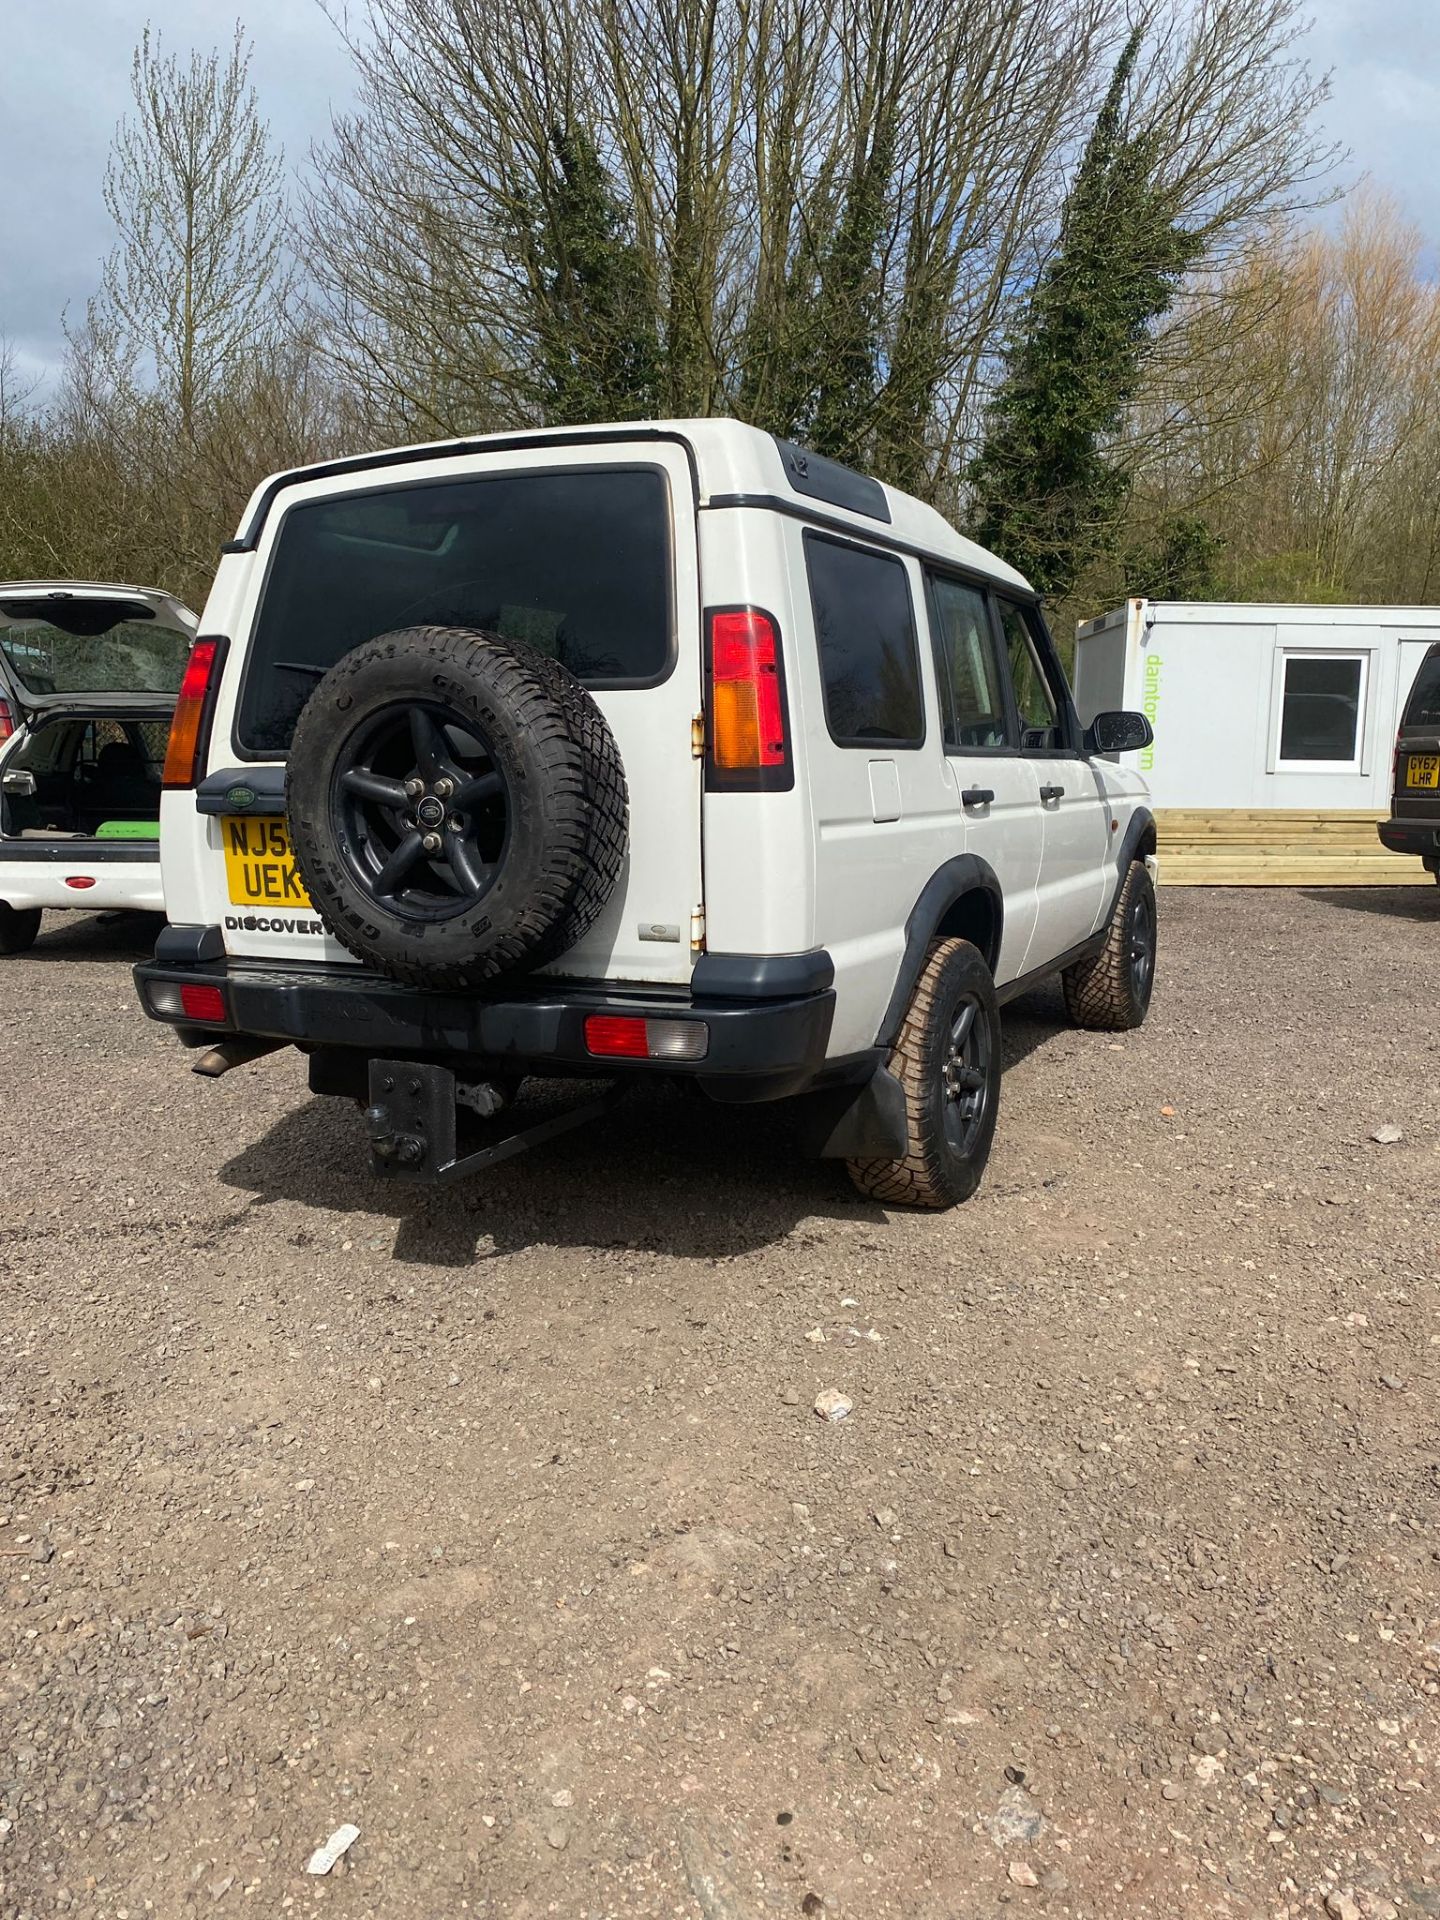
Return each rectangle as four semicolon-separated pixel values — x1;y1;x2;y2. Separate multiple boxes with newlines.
416;796;445;828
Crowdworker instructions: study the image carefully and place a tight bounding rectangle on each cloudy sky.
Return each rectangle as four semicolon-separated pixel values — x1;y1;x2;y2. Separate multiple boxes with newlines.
1;0;1435;390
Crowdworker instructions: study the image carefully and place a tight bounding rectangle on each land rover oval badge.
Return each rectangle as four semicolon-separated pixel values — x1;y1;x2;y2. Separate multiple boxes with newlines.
225;783;258;810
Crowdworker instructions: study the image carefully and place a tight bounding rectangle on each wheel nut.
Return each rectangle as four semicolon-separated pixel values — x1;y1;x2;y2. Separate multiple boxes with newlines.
434;776;454;798
422;832;442;853
405;777;424;798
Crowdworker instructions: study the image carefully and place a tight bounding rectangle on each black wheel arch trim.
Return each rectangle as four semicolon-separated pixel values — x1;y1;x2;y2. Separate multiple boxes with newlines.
876;853;1005;1051
1107;807;1156;916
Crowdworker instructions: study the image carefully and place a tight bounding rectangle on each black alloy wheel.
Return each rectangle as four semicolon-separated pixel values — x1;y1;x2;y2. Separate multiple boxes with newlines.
940;991;995;1159
1127;880;1156;1008
333;701;510;921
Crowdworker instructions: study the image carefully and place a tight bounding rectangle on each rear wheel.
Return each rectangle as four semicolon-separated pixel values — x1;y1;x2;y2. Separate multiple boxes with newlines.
1062;859;1156;1030
0;905;41;954
847;938;1002;1210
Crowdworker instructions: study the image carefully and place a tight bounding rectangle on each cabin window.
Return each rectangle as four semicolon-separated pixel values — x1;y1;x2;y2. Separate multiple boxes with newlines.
1276;653;1367;767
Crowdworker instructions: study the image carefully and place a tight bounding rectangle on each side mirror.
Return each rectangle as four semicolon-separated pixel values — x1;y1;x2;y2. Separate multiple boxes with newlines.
1084;710;1153;756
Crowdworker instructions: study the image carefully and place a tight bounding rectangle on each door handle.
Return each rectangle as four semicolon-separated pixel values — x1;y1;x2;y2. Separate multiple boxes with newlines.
961;787;995;807
1039;784;1065;802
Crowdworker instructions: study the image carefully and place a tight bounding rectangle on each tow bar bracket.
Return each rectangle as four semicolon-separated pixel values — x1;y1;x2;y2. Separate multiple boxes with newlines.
364;1059;616;1183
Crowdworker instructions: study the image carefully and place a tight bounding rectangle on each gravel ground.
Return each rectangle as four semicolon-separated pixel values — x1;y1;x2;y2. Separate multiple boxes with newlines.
2;886;1438;1920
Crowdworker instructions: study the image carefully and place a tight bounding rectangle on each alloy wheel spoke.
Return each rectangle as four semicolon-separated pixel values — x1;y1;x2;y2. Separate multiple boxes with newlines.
371;830;425;896
452;769;503;810
409;707;448;780
446;834;490;895
341;766;410;810
950;1001;975;1052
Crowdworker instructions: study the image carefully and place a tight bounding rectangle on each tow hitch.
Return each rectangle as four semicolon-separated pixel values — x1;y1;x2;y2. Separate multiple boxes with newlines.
363;1060;617;1183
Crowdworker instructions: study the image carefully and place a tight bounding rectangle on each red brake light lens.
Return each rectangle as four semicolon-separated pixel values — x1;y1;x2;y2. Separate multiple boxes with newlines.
0;699;13;745
584;1015;709;1061
179;983;228;1023
163;636;225;789
706;608;791;789
584;1015;650;1059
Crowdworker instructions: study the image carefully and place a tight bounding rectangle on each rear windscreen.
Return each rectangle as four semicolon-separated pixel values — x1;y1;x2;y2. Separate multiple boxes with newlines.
1403;647;1440;728
0;613;190;697
237;466;674;755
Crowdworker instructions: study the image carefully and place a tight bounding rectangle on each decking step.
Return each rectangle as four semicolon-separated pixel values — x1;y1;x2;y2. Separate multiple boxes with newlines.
1152;809;1425;886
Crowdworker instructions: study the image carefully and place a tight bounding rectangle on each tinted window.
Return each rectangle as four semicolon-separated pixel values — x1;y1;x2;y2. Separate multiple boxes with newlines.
928;576;1009;749
1279;655;1363;761
997;602;1061;748
806;534;923;747
1403;646;1440;728
238;467;672;754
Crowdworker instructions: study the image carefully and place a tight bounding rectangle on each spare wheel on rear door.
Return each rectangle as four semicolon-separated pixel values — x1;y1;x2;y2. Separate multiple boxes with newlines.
286;626;628;988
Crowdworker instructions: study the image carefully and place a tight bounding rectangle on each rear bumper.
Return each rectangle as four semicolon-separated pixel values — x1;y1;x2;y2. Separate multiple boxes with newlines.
133;951;838;1100
0;847;163;913
1377;815;1440;859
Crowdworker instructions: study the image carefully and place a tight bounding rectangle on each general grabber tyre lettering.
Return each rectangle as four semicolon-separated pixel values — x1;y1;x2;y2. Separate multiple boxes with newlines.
1062;857;1156;1030
847;937;1002;1211
0;904;41;954
285;627;628;990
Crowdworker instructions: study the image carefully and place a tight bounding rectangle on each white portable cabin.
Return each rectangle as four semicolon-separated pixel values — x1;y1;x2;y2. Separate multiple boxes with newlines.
1073;599;1440;884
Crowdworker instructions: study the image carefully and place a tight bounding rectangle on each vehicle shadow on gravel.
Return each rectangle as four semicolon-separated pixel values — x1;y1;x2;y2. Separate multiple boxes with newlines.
26;910;164;961
217;986;1079;1264
1301;885;1440;922
219;1080;877;1263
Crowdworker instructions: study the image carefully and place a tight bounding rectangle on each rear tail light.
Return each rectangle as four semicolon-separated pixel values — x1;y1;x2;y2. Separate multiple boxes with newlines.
179;983;228;1023
0;698;13;745
705;607;792;791
64;876;96;890
163;635;228;789
146;979;228;1023
584;1014;709;1061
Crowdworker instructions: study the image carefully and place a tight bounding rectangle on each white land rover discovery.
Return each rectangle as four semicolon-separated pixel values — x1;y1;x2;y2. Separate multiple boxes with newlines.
134;420;1156;1209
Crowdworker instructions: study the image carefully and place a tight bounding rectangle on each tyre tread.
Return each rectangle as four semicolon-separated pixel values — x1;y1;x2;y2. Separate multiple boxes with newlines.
1061;860;1154;1030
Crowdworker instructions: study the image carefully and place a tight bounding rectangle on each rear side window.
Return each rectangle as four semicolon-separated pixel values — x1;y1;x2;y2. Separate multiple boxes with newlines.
805;533;924;748
928;575;1009;750
237;467;673;755
1404;646;1440;728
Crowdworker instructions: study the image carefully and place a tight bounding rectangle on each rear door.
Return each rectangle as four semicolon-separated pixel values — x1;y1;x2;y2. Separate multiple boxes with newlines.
993;596;1111;963
798;529;961;1055
190;443;704;981
924;570;1040;985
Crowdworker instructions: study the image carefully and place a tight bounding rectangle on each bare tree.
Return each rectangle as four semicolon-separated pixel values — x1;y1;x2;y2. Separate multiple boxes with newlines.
305;0;1334;506
92;24;289;440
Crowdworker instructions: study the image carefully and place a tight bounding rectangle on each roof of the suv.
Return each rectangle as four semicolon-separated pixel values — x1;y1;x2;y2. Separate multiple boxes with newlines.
227;419;1034;595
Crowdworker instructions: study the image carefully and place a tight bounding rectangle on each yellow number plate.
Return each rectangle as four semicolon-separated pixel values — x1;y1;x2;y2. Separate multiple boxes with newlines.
222;815;312;908
1405;754;1439;790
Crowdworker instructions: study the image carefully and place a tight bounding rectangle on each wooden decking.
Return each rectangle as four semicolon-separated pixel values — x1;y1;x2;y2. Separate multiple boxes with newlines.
1154;809;1422;886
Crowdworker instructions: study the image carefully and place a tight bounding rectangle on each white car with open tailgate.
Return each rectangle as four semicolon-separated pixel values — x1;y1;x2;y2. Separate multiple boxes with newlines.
0;582;197;952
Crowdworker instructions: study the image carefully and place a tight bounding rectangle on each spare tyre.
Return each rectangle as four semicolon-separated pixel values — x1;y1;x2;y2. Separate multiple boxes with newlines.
286;625;627;989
